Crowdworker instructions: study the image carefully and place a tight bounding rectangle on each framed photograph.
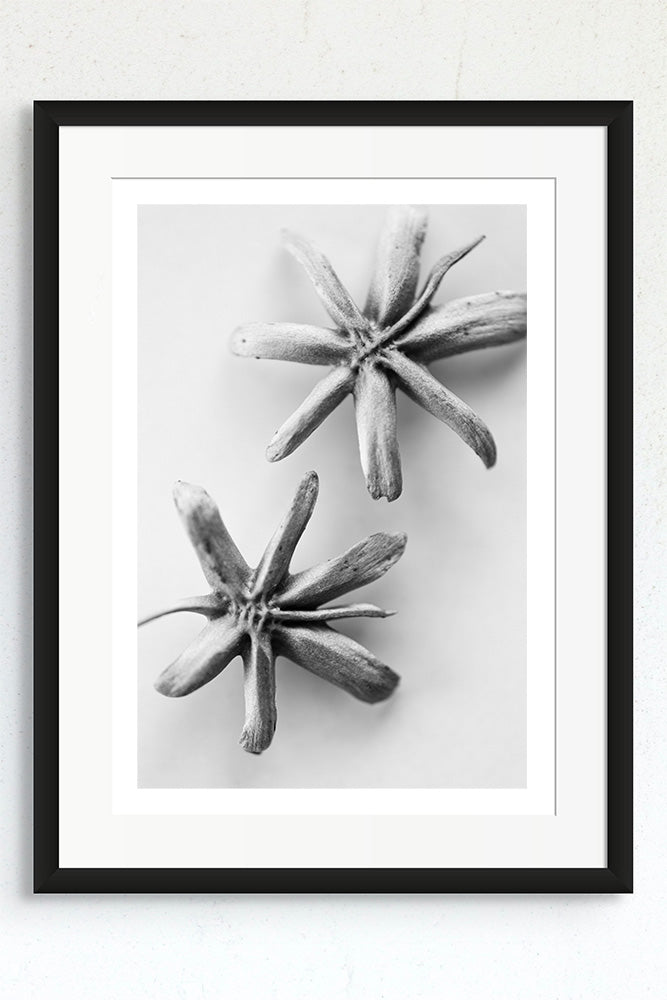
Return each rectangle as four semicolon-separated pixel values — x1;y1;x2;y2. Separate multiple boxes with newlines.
34;101;632;893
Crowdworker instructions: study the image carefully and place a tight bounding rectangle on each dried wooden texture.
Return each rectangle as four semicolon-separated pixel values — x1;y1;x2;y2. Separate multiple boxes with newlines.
232;207;527;499
232;322;349;365
139;472;405;753
364;206;427;327
154;619;246;698
266;366;355;462
240;630;277;754
353;362;402;501
276;624;400;704
397;291;527;362
379;349;497;469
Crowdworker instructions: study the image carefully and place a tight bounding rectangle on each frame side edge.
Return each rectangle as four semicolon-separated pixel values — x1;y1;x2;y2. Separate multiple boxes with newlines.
33;101;61;892
606;101;633;892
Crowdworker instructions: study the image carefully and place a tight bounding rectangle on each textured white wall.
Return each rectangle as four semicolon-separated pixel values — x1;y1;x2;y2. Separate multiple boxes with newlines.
1;1;664;997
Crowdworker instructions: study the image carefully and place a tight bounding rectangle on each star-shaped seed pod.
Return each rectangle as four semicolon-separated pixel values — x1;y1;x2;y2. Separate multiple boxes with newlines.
232;207;527;501
139;471;405;754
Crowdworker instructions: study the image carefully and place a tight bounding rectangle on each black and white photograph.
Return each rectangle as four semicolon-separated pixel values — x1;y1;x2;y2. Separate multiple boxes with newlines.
137;203;528;789
33;103;631;898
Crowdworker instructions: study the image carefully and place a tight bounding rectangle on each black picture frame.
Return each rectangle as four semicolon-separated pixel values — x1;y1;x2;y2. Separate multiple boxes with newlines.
34;100;633;893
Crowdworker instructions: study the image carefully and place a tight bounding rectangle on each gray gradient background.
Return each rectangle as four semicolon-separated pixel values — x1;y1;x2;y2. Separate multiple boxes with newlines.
138;203;527;788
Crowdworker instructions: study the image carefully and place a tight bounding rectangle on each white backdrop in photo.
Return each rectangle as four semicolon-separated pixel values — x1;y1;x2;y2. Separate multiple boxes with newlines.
137;203;527;789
